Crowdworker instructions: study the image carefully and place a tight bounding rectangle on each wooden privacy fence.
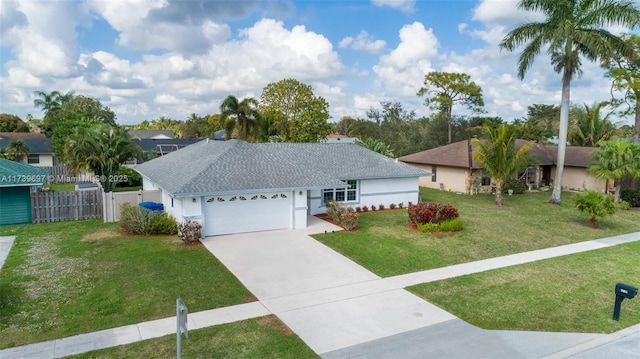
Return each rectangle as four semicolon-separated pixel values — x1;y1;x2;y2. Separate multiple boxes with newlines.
103;190;162;223
31;190;103;223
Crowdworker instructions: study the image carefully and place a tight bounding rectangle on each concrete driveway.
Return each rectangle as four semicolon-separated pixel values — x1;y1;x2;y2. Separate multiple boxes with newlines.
201;216;456;354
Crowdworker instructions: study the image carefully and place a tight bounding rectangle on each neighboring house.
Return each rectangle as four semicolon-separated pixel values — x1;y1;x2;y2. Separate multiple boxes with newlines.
0;159;49;225
325;134;358;144
398;139;606;194
135;139;428;236
0;138;56;167
129;130;175;139
134;138;204;159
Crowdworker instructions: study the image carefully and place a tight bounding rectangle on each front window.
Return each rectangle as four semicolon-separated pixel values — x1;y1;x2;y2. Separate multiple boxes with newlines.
431;165;437;182
28;154;39;164
323;180;358;203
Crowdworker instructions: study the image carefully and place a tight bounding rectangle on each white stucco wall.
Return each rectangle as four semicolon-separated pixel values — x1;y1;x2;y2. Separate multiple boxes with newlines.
308;177;419;215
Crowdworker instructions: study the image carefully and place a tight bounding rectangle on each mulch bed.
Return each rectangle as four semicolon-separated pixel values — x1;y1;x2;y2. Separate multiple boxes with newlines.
314;213;359;232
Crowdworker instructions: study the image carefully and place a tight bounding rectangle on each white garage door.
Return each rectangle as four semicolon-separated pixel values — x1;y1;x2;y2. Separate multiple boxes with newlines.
205;192;291;236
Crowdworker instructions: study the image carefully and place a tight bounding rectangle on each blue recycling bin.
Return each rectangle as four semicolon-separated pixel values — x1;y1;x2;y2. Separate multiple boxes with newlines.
139;202;164;212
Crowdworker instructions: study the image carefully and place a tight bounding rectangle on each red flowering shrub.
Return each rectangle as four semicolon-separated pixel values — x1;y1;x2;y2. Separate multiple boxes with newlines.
408;202;459;225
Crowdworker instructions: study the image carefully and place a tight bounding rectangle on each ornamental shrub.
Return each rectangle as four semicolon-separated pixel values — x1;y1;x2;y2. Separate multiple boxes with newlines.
326;200;343;222
416;222;439;232
389;203;396;209
574;190;617;228
439;218;464;232
115;166;143;187
120;203;177;235
620;189;640;207
408;202;459;225
502;178;527;194
379;204;385;210
340;207;359;230
362;206;369;212
177;220;202;243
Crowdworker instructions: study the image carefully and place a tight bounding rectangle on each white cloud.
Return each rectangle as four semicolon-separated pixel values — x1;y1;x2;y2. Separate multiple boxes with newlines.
339;31;386;53
372;22;438;97
371;0;415;13
89;0;231;54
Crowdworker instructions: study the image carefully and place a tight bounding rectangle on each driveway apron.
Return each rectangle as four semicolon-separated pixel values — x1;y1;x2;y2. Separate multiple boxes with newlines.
201;217;456;354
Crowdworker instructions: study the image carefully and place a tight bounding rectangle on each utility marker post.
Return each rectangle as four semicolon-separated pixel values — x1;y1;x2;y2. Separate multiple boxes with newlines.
176;297;188;359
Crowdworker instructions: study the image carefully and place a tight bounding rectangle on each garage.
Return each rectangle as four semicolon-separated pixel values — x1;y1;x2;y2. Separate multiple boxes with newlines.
205;192;292;236
0;159;49;226
0;186;32;226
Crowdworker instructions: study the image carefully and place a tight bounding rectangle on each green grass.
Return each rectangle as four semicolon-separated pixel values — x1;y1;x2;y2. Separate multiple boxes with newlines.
0;220;253;349
313;188;639;277
408;240;640;333
67;316;317;359
113;185;143;192
43;183;75;192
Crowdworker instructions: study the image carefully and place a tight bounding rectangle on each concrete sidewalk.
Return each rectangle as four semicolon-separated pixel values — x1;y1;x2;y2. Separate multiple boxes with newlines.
0;235;16;270
0;302;270;359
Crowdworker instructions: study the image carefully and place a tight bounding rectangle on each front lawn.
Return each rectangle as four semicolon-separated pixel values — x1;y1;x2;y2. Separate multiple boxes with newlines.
0;220;253;349
313;188;639;277
68;316;317;359
408;240;640;333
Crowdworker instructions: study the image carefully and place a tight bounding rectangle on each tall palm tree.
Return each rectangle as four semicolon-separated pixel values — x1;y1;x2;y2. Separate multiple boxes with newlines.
569;101;617;146
65;125;142;192
33;90;62;113
220;95;261;141
472;124;534;206
499;0;640;204
588;136;640;200
7;139;30;162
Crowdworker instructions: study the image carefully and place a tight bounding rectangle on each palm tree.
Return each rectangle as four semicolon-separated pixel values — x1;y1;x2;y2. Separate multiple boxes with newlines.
33;90;62;113
356;138;395;157
220;95;261;141
65;125;142;192
569;102;617;146
574;190;617;228
472;124;534;206
0;147;11;159
7;139;30;162
588;136;640;200
499;0;640;204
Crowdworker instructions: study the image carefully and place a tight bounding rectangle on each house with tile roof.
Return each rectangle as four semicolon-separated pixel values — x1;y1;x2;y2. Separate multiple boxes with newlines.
0;159;50;225
135;139;429;236
398;139;606;194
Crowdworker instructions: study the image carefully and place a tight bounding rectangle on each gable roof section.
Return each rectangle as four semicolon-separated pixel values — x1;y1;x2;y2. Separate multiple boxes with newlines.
399;139;597;169
0;132;46;140
135;140;428;197
398;140;481;169
135;138;203;153
0;159;50;187
0;139;53;154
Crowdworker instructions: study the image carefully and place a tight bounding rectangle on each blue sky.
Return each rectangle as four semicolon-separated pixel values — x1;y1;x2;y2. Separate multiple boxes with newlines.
1;0;638;126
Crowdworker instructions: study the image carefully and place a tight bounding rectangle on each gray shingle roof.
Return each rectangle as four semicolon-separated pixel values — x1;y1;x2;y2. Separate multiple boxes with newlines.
135;140;429;197
0;139;53;154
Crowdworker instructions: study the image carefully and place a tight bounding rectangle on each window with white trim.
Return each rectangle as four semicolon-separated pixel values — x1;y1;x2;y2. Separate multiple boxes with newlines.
323;180;358;203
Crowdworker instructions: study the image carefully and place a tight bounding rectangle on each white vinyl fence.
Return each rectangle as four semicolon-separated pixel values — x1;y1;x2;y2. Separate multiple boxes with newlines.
103;190;162;222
